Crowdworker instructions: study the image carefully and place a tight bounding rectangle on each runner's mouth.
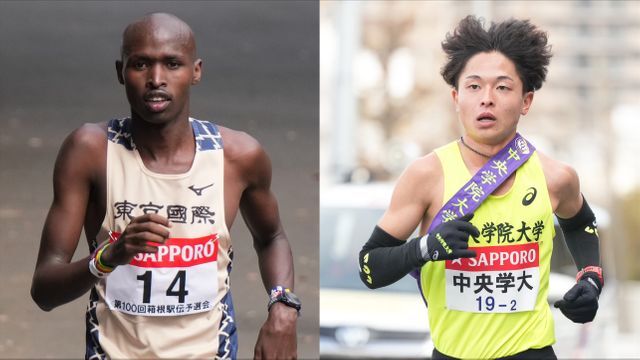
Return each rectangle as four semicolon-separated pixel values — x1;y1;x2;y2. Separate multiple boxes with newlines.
477;112;496;121
144;92;172;112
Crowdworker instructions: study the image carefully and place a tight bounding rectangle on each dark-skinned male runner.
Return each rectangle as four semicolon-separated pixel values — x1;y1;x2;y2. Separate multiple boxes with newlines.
31;12;299;360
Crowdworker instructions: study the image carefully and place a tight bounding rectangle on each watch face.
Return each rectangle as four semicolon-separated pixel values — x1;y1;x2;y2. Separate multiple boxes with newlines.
285;291;301;307
268;287;301;311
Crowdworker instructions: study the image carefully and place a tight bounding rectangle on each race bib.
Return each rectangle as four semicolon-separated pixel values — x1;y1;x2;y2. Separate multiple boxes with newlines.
105;233;219;316
445;243;539;313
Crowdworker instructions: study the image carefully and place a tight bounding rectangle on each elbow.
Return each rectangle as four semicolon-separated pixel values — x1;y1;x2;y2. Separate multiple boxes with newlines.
359;251;378;289
359;271;382;290
31;293;54;312
252;231;288;253
363;281;379;290
30;282;54;312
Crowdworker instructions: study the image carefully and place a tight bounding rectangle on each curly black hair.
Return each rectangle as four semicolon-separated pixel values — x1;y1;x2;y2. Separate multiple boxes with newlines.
441;15;552;93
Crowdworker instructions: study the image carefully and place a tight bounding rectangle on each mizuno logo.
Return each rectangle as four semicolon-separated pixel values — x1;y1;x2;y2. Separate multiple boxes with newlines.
188;183;214;196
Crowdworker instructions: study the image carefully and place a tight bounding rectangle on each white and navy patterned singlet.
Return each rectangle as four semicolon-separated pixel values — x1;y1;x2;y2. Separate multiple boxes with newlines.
85;117;237;359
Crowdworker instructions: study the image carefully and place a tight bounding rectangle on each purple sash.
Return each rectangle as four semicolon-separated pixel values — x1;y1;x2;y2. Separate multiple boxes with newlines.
410;133;536;282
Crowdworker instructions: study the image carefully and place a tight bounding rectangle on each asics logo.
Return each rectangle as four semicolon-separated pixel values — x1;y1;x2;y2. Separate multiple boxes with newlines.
522;187;537;206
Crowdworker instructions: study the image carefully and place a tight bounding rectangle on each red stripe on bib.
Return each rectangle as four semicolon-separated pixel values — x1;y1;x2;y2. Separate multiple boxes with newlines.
109;232;219;268
445;242;539;272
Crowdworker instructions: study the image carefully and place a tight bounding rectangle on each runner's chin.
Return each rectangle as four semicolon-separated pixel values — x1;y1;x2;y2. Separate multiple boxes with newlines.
137;102;175;124
475;119;497;130
144;99;171;113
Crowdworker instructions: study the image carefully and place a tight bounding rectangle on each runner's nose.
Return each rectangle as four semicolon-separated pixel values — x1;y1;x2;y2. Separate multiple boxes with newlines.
481;88;495;107
147;63;167;88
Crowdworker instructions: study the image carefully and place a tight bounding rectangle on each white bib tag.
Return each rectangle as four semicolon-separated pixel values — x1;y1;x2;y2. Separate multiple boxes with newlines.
105;234;219;316
445;243;539;313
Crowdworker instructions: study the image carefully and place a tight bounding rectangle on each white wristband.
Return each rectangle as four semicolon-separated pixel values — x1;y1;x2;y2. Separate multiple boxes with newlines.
88;257;110;278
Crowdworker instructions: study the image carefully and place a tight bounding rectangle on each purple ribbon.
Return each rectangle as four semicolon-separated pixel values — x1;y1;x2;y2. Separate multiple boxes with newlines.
410;133;536;283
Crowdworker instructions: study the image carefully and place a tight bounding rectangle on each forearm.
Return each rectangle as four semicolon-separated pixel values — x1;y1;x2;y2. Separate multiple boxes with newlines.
254;233;298;358
359;226;426;289
31;256;98;311
558;196;601;270
255;232;294;292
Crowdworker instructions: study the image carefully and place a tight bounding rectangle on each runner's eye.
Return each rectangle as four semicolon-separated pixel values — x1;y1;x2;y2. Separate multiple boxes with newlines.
132;61;148;70
166;61;181;70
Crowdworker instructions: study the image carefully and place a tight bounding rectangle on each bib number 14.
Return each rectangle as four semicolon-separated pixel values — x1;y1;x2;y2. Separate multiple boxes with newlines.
137;270;189;303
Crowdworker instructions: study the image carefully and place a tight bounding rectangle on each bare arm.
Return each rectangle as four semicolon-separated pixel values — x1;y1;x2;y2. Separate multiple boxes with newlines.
539;151;583;218
359;153;479;289
31;124;104;311
378;153;441;239
233;135;297;359
239;145;293;293
540;153;602;323
541;154;600;267
358;154;437;289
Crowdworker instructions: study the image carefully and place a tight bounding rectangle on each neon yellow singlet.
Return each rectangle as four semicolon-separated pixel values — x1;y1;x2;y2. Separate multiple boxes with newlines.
420;140;556;358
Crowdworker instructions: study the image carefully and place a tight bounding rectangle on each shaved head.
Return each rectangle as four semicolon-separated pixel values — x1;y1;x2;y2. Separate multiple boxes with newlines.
121;12;196;60
115;12;202;125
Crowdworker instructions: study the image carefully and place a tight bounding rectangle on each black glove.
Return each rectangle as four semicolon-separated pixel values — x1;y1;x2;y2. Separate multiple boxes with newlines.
554;273;601;323
423;213;479;261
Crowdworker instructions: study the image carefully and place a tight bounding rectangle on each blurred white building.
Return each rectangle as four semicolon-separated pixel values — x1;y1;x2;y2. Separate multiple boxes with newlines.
321;0;640;204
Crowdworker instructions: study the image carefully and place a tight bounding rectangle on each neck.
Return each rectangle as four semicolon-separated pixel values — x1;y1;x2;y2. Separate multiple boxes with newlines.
130;113;194;161
459;133;515;165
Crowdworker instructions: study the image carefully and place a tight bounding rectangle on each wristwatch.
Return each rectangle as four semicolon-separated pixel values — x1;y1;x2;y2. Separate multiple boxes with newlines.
268;286;301;312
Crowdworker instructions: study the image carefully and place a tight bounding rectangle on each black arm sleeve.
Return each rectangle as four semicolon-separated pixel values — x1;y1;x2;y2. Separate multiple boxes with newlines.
557;196;601;270
358;226;426;289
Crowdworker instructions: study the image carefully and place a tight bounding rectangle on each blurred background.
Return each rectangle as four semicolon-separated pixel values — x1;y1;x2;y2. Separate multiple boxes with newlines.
0;1;318;358
320;1;640;358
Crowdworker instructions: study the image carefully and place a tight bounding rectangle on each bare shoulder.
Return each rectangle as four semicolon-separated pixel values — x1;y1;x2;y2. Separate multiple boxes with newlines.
49;122;108;211
405;151;441;176
219;126;270;184
390;151;443;210
219;126;264;161
537;150;579;196
537;150;581;216
396;151;442;192
57;122;107;170
69;122;107;144
377;151;442;239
